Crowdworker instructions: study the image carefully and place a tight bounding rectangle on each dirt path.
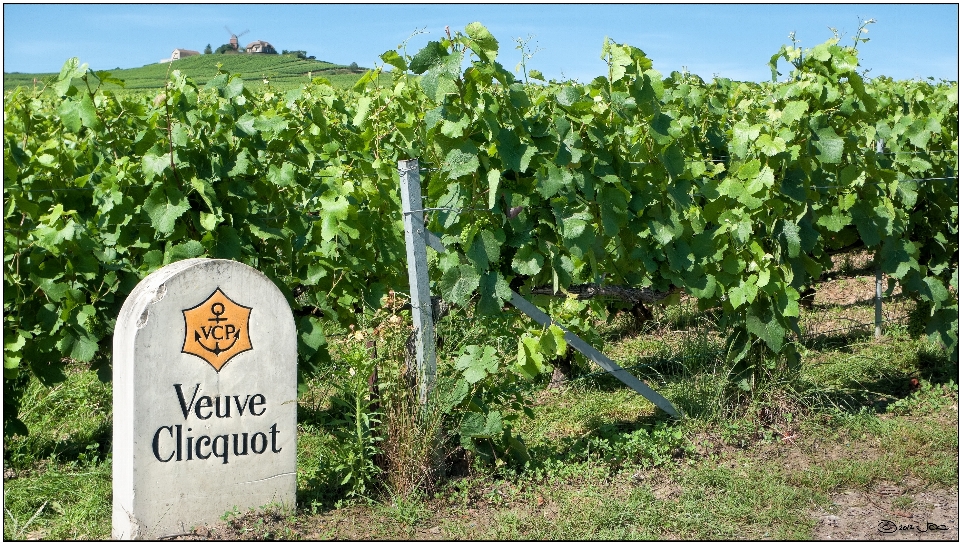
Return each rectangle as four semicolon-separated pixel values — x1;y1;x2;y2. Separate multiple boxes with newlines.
813;480;958;540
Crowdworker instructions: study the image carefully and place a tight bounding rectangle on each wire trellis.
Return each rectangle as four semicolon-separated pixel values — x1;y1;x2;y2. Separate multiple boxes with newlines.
561;267;920;386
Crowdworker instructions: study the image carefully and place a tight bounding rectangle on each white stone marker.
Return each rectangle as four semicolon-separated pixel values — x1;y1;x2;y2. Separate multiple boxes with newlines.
113;258;297;539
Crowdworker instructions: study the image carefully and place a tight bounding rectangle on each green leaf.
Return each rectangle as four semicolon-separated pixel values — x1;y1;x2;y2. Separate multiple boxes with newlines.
603;39;634;83
810;42;833;62
190;177;221;214
515;335;546;380
224;77;244;99
745;306;786;353
297;316;328;361
57;99;82;132
267;162;296;187
252;114;288;134
923;277;950;304
538;163;571;199
455;344;499;384
54;57;86;96
409;41;447;74
443;149;479;179
556;86;581;108
487;169;501;209
727;278;759;308
484;410;503;436
650;113;677;145
78;94;103;131
235;113;257;136
143;185;190;234
756;134;786;156
661;144;685;179
778;286;801;318
850;201;887;247
142;152;170;183
164;240;204;264
440;264;481;306
477;271;512;314
465;22;499;62
687;272;717;299
812;126;844;164
68;332;99;363
539;324;567;358
36;154;56;168
209;226;242;259
440;116;469;138
460;412;488;440
352;96;372;127
379;50;407;72
467;229;503;270
781;100;808;125
880;238;916;279
498;130;534;173
781;220;801;258
421;71;458;102
816;210;850;232
599;184;629;236
228;149;255;176
199;212;218;231
512;245;544;276
731;122;761;158
440;379;470;414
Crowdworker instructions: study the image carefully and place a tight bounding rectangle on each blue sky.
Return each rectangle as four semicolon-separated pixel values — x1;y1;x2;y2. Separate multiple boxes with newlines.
3;4;957;82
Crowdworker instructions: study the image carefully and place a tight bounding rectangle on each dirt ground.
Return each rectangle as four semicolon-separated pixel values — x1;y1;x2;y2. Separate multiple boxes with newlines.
812;481;958;540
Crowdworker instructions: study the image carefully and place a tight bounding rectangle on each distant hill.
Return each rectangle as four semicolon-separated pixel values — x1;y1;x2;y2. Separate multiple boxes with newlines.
3;53;368;93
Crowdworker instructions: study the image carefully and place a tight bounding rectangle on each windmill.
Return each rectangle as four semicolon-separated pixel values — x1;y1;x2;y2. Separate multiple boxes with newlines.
224;26;249;51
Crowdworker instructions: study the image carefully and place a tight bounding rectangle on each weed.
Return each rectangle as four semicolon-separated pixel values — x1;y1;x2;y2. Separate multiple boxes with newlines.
560;419;695;472
220;505;240;522
380;490;428;527
1;460;111;539
892;495;914;509
326;345;383;499
887;380;958;415
3;492;47;540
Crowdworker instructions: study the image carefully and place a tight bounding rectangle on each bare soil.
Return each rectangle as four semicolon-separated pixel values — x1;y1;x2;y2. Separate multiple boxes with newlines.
812;482;958;540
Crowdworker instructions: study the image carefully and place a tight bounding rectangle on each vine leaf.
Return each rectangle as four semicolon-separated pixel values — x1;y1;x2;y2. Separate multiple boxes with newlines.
143;185;190;234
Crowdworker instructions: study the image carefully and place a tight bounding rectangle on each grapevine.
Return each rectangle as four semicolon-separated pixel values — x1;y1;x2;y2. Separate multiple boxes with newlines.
3;23;957;436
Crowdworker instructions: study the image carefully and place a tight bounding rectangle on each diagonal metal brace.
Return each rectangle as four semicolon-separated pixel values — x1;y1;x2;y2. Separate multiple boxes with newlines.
424;230;680;418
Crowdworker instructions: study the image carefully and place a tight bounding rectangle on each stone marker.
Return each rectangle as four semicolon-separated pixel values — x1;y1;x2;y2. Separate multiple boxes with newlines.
113;259;297;539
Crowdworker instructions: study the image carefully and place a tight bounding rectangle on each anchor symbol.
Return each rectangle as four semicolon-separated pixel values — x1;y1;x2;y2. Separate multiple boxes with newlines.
181;287;253;371
194;302;241;356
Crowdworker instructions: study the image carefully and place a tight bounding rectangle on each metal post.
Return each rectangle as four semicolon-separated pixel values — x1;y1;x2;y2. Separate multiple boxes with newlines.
875;265;883;340
423;230;680;418
875;137;884;341
398;159;436;403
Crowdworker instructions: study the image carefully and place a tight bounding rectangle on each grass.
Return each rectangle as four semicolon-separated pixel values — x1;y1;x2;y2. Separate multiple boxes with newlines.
3;264;958;539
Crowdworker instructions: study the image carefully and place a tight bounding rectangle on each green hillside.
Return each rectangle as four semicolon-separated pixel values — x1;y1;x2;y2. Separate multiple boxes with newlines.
4;53;367;93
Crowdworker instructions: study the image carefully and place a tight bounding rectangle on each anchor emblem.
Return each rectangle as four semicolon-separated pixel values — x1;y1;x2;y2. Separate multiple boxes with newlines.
181;288;253;371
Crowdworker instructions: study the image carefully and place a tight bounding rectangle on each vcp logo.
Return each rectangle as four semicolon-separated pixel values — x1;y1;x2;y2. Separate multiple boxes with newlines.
181;288;253;371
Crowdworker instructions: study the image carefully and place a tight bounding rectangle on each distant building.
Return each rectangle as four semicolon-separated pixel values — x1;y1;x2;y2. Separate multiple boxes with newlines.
160;49;201;63
245;40;277;54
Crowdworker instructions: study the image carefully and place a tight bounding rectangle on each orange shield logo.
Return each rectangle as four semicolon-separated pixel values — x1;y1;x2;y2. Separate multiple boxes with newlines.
181;288;253;371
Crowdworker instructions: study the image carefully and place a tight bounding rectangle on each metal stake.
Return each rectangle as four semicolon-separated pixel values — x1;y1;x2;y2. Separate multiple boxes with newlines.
875;264;883;340
398;159;437;403
875;138;885;341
